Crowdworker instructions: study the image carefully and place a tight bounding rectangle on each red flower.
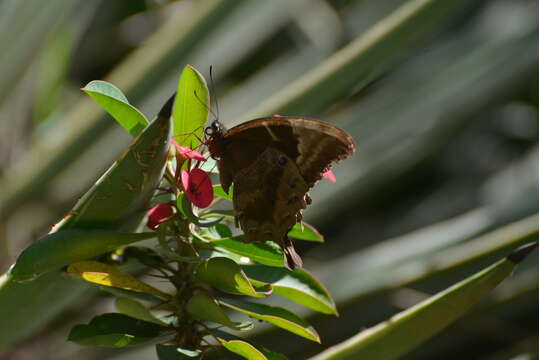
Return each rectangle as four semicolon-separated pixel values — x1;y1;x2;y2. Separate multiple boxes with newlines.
181;168;213;208
147;203;174;230
171;140;206;161
322;169;336;183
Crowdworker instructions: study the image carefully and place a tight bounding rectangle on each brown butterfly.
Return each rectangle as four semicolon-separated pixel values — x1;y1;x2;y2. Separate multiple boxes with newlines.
206;116;356;269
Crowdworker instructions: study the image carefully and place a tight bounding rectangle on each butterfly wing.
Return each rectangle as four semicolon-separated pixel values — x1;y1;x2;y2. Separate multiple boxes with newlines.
232;147;309;269
222;117;356;188
215;117;356;269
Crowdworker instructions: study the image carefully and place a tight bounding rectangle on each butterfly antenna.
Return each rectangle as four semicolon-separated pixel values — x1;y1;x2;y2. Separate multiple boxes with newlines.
193;89;218;123
209;65;220;121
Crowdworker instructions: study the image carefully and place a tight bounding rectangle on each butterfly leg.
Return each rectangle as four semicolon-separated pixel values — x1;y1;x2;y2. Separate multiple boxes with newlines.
282;235;302;270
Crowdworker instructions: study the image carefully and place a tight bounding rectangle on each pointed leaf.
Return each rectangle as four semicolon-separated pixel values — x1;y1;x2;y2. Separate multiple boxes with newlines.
115;297;166;325
83;80;148;137
212;237;284;267
243;265;337;315
218;298;320;343
187;294;251;330
310;256;523;360
68;313;167;347
156;344;202;359
213;330;288;360
213;184;233;201
10;230;155;281
219;338;288;360
67;261;171;299
54;93;174;231
196;257;272;298
288;223;324;242
173;65;209;150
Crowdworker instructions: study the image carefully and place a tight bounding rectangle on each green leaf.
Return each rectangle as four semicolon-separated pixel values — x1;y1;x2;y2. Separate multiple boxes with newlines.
243;265;337;315
173;65;209;150
124;246;172;271
212;237;284;267
288;223;324;242
196;257;272;298
68;313;167;348
200;224;233;240
213;184;233;201
309;257;522;360
218;298;320;343
218;338;288;360
156;344;201;359
67;261;171;299
0;93;171;347
10;230;155;281
115;297;166;326
213;330;288;360
177;194;223;227
53;93;174;231
82;80;148;137
186;294;251;331
100;286;163;304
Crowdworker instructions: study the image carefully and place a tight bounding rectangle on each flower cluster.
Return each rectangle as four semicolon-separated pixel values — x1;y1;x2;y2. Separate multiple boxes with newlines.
146;140;213;230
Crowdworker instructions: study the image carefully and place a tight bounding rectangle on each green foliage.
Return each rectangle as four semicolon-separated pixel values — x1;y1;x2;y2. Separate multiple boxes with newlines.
10;231;155;281
2;1;539;359
68;313;168;347
311;257;520;360
82;81;148;137
173;65;210;150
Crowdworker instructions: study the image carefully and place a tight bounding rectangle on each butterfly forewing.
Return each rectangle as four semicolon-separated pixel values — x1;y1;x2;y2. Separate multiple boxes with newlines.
223;117;355;187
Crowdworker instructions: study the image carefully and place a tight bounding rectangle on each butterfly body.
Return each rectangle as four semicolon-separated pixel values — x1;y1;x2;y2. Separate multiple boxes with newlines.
207;116;355;269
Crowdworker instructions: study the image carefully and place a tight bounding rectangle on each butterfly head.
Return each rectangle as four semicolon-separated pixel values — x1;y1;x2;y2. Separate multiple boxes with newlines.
205;119;227;137
205;120;227;159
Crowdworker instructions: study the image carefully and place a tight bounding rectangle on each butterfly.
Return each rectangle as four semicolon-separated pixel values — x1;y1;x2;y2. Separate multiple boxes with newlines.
206;116;356;269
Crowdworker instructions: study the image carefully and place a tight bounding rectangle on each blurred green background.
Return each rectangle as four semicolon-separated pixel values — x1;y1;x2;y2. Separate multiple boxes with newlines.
1;0;539;359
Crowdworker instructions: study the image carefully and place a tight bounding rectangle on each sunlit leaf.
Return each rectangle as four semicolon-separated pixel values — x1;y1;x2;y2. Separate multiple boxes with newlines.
10;230;155;281
196;257;272;298
212;237;284;267
173;65;209;150
288;223;324;242
67;261;171;299
218;298;320;342
82;80;148;137
243;265;337;315
213;184;233;201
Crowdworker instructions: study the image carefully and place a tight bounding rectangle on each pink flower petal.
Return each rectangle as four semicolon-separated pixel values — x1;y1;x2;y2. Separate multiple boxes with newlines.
147;203;174;230
182;168;213;208
322;169;336;183
181;170;190;191
171;140;206;161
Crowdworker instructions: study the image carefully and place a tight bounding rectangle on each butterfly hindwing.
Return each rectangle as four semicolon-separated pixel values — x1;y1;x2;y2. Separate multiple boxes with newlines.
232;147;308;269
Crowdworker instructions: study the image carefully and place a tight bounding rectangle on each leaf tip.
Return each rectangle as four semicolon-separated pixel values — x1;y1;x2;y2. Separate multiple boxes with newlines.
159;93;176;118
507;241;539;264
